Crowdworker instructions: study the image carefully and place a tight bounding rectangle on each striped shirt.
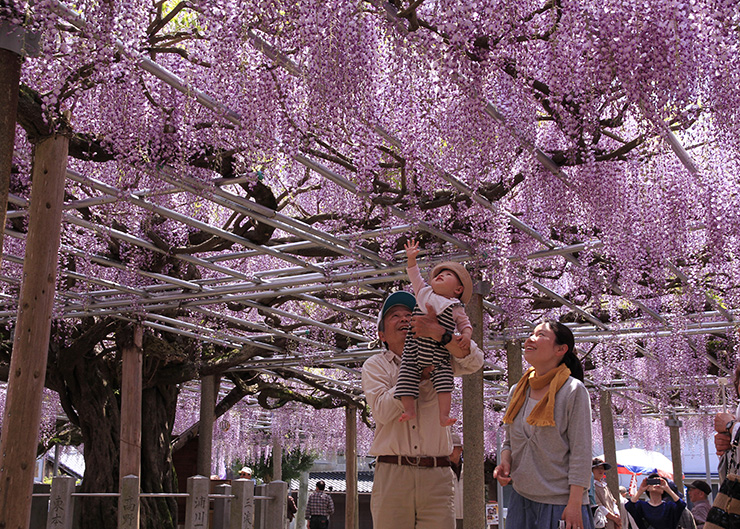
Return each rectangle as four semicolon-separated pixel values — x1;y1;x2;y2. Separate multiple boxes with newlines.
305;490;334;517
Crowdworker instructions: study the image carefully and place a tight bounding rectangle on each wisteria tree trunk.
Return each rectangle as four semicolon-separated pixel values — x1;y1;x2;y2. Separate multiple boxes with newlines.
48;320;181;529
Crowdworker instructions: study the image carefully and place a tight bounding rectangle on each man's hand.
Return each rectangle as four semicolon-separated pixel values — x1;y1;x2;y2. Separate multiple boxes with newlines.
410;304;445;341
716;431;732;456
421;365;434;380
715;412;735;433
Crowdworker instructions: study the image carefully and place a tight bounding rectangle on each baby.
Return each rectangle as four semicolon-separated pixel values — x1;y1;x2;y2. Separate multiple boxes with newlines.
394;239;473;426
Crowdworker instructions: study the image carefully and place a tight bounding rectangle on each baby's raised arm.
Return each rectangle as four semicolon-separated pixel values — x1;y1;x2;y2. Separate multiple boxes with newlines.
404;239;420;268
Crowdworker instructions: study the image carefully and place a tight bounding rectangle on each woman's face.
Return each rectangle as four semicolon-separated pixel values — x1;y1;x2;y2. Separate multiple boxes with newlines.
523;322;567;371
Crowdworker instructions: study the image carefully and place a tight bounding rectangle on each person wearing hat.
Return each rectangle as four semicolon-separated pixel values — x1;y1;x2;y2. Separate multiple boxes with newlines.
685;480;711;529
238;466;252;479
591;458;622;529
395;239;474;426
362;287;483;529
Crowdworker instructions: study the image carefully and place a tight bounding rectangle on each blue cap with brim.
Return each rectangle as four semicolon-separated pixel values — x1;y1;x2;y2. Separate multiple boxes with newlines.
377;291;417;329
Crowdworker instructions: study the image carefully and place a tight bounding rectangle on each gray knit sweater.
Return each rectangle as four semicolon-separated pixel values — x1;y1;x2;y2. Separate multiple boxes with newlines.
501;377;593;505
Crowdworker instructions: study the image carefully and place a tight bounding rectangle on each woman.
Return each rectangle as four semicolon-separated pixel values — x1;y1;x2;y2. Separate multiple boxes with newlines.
624;474;686;529
494;320;594;529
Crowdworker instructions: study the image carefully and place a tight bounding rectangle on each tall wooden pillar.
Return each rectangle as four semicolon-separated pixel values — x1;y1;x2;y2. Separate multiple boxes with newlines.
120;325;143;482
197;375;217;477
345;405;358;529
0;24;24;266
463;281;488;529
666;416;684;491
0;133;69;529
599;391;619;499
272;435;282;482
505;339;522;389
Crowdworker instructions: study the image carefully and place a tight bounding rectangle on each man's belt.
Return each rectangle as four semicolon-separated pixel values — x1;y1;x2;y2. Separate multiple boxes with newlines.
377;455;451;467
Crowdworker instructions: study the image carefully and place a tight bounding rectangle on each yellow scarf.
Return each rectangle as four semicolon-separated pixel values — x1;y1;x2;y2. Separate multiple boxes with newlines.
502;364;572;427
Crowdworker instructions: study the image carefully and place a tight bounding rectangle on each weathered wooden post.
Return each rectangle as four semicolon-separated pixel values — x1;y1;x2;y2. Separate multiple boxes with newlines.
118;475;140;529
197;375;217;477
0;132;69;529
230;479;254;529
185;475;210;529
600;391;620;499
213;483;231;529
264;481;287;529
345;405;358;529
666;415;684;491
463;280;488;529
45;475;75;529
120;325;143;482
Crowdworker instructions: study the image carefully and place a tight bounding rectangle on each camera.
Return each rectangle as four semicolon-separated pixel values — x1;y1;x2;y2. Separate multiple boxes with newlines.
646;477;661;485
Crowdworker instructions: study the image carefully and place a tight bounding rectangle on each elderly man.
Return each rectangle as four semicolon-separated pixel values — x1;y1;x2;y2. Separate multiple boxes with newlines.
238;467;252;479
362;291;484;529
686;480;711;529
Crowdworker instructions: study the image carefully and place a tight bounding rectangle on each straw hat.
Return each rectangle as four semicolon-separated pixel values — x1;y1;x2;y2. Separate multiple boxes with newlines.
430;261;473;305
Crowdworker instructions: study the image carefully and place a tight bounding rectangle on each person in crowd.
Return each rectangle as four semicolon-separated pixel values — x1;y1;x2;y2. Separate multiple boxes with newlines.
714;364;740;482
305;480;334;529
395;240;473;426
362;290;484;529
625;474;686;529
618;487;640;529
591;458;622;529
286;493;298;529
493;320;594;529
238;466;252;479
450;433;464;529
686;480;711;529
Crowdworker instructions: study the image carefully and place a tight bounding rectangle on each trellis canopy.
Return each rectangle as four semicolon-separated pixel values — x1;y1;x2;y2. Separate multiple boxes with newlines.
1;0;740;455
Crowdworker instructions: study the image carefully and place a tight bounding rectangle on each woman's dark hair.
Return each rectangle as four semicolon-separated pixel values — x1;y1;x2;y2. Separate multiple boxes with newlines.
543;319;584;382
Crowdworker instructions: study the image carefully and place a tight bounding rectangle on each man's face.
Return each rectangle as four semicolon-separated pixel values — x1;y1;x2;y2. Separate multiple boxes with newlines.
687;487;704;503
239;471;251;479
378;305;412;355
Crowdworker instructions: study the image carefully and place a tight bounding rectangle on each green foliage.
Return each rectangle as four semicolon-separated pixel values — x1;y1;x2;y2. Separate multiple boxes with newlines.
233;447;317;482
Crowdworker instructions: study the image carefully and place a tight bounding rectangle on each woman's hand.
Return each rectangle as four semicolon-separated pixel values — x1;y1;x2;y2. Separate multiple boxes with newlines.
492;450;512;486
562;485;585;529
561;502;583;529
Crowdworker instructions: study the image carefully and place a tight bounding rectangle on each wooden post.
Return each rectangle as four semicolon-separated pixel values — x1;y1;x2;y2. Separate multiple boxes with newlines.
0;35;23;266
345;405;358;529
264;481;287;529
45;475;75;529
197;375;217;477
666;416;684;491
463;281;488;529
599;391;619;500
185;475;210;529
0;133;69;529
230;479;254;529
117;475;140;529
120;326;143;482
272;435;282;482
213;483;231;529
505;339;522;389
296;471;309;529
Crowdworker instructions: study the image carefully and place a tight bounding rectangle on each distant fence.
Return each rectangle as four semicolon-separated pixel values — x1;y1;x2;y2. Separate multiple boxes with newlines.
34;475;288;529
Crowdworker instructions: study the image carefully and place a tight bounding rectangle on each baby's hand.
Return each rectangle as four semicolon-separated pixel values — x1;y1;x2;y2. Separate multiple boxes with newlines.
404;239;420;260
454;334;470;350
